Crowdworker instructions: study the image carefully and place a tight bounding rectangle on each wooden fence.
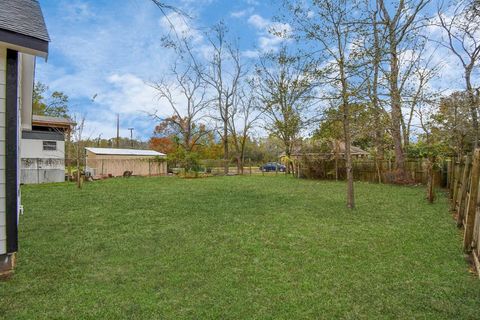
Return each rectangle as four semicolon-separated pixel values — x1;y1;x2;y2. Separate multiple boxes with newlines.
449;150;480;277
298;157;446;186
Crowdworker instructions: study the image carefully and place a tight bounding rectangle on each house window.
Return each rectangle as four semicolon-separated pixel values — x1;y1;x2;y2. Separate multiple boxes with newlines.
43;141;57;151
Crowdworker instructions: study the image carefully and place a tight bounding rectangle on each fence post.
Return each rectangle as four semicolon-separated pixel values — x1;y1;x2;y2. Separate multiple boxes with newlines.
450;158;458;198
447;159;453;189
456;156;471;226
464;149;480;252
451;160;462;211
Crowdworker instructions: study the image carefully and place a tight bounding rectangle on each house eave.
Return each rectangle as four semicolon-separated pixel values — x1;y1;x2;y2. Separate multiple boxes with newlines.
0;28;48;59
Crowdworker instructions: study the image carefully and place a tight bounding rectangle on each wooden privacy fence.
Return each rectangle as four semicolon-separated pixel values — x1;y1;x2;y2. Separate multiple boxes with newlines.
298;157;445;186
449;149;480;276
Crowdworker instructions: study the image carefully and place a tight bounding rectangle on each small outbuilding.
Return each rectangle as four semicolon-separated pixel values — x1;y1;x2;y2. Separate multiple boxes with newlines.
85;147;167;178
20;115;75;184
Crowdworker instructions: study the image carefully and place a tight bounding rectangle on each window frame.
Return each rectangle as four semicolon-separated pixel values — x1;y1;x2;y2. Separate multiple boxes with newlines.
42;140;57;151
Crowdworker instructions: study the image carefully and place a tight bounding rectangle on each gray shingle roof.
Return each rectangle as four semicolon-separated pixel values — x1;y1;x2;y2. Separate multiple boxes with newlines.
0;0;50;42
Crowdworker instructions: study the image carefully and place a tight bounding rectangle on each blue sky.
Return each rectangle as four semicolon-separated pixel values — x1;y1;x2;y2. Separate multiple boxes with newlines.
36;0;474;141
36;0;283;140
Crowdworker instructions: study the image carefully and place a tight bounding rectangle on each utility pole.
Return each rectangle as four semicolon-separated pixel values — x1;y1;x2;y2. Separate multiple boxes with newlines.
128;128;134;148
116;114;120;148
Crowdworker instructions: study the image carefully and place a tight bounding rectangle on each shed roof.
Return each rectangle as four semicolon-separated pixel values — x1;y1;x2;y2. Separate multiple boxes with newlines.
0;0;49;56
32;115;75;127
85;148;166;157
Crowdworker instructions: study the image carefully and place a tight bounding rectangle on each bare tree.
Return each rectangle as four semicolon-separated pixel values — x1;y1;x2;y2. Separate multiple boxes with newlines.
363;7;388;182
150;61;210;153
70;114;86;189
377;0;431;181
253;46;317;175
437;0;480;149
400;47;440;146
189;23;243;175
228;89;262;174
416;103;441;203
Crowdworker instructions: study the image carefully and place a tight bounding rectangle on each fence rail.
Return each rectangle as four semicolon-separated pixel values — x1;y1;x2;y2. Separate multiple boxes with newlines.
449;150;480;277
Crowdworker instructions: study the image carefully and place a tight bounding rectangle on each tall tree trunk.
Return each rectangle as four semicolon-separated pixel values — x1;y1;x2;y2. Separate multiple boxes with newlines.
372;15;384;183
343;103;355;209
466;68;479;150
285;142;291;174
223;118;229;175
389;41;407;181
401;115;409;148
237;156;243;174
374;119;384;183
426;157;435;203
340;59;354;209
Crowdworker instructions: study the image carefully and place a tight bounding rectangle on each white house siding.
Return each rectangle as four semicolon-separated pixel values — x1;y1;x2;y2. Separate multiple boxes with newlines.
21;139;64;159
0;47;7;254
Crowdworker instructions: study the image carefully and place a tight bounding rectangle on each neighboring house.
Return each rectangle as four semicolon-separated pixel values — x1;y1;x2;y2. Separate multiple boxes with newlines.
85;148;167;178
0;0;50;277
20;115;74;184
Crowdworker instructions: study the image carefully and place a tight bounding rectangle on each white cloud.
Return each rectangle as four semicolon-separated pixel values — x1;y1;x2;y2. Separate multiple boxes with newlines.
231;9;253;18
60;0;95;22
248;14;269;29
242;49;260;58
247;14;292;53
159;12;203;44
98;74;158;114
258;36;284;52
244;0;260;6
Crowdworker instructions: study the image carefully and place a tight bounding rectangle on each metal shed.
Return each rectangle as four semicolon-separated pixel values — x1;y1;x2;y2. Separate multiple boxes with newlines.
85;148;167;178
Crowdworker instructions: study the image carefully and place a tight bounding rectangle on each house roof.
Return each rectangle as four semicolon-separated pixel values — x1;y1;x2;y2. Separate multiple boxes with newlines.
0;0;49;57
32;115;75;128
335;142;369;155
85;148;166;157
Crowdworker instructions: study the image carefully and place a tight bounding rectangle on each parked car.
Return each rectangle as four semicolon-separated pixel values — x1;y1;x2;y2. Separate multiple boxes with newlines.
260;162;286;172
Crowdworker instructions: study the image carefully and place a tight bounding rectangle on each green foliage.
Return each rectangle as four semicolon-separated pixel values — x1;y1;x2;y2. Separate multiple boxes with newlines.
431;91;476;156
1;177;479;318
314;103;391;152
167;146;201;172
405;140;448;160
33;82;70;118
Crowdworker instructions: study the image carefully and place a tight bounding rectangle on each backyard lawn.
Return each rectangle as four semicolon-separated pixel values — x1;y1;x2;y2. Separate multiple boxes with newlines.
1;175;479;319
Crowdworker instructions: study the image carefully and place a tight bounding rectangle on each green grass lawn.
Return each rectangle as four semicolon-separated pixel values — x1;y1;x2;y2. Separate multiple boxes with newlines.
1;176;479;319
